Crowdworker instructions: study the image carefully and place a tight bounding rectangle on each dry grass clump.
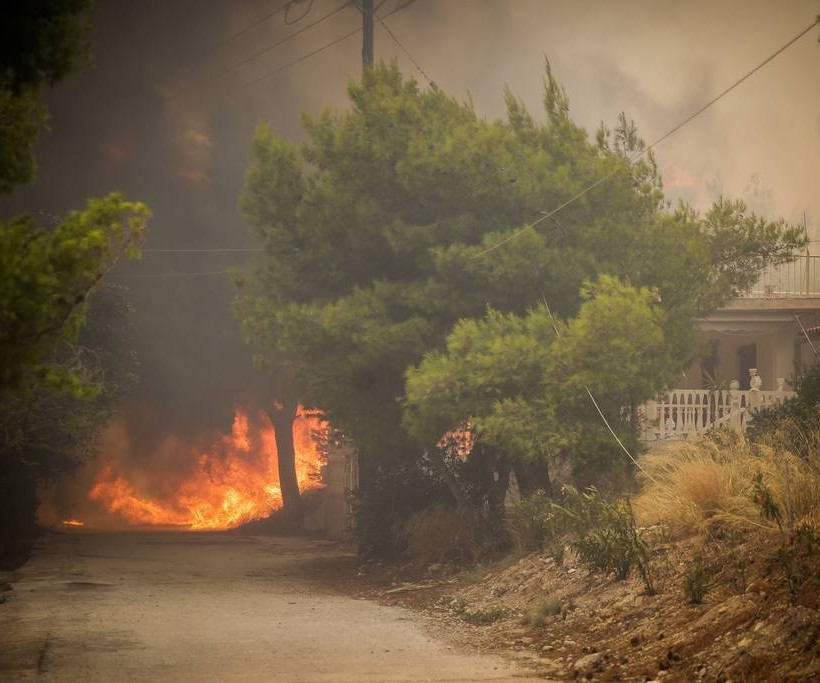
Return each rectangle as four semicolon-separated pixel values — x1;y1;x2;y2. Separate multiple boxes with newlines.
405;504;478;565
635;432;820;537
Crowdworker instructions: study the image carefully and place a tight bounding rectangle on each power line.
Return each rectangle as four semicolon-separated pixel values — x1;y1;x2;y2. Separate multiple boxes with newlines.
375;10;432;86
217;2;348;78
141;248;263;254
471;16;820;260
216;1;292;48
112;270;232;279
237;2;408;90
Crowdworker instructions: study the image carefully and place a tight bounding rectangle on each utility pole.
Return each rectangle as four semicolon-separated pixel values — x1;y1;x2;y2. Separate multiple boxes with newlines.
361;0;374;69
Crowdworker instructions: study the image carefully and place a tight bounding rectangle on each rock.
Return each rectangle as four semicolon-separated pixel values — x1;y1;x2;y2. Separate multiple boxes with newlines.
427;563;444;574
573;652;604;674
519;636;534;645
738;637;752;649
541;644;554;652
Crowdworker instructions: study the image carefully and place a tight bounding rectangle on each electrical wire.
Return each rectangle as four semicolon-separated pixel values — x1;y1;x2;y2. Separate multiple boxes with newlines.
285;0;314;25
471;16;820;260
375;10;432;86
539;293;681;499
237;2;409;90
216;1;292;48
141;248;263;254
217;2;348;78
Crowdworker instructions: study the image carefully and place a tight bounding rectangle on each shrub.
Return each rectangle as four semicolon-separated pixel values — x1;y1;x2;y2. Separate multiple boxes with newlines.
747;364;820;455
558;486;654;593
635;437;820;538
350;459;451;559
506;489;553;552
522;595;562;626
683;555;709;604
405;504;478;565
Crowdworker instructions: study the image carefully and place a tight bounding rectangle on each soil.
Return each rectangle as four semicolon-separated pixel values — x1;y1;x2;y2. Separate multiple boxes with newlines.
338;533;820;681
0;531;539;681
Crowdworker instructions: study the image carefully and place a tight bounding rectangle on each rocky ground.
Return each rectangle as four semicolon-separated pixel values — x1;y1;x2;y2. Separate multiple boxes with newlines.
340;534;820;681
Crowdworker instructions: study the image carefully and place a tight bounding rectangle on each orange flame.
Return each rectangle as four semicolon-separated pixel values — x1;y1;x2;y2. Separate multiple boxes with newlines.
88;406;326;530
61;519;85;527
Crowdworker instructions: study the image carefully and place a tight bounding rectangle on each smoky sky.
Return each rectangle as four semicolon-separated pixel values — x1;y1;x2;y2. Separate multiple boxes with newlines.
1;0;818;444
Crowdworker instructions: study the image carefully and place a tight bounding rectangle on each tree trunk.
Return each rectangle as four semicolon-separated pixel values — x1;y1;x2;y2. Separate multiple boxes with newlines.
269;399;302;528
426;446;466;510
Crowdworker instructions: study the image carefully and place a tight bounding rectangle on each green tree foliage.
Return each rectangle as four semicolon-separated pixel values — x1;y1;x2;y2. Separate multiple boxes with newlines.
236;63;802;547
0;193;149;395
0;1;92;192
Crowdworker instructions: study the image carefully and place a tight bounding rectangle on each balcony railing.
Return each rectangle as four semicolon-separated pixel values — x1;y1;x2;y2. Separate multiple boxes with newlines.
742;254;820;298
641;387;794;442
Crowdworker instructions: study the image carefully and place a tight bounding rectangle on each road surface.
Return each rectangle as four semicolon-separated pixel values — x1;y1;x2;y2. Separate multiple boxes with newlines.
0;532;535;682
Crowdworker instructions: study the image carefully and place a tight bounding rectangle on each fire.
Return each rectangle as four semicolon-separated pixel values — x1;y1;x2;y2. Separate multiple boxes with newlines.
88;406;326;530
61;519;85;527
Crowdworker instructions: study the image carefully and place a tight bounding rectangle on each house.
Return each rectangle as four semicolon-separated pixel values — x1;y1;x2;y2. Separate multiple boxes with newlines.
642;254;820;441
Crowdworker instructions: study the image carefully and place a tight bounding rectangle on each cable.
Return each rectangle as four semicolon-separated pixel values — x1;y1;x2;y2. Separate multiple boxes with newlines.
375;11;432;86
216;1;292;48
112;270;231;278
237;2;408;90
217;3;348;78
539;293;681;498
285;0;314;25
142;248;263;254
471;16;820;260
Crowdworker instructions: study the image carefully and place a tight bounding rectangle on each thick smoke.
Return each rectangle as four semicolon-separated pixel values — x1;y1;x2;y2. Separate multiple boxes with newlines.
1;0;818;462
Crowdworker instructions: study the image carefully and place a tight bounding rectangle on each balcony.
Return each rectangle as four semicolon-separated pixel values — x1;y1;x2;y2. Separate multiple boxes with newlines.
742;254;820;299
641;385;794;442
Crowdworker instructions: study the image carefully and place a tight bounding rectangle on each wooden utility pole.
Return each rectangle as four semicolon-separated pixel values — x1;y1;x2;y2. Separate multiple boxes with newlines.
361;0;374;69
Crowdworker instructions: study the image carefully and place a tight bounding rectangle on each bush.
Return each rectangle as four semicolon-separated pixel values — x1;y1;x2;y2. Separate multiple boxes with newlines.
635;437;820;538
558;485;654;593
747;364;820;455
506;489;553;552
350;458;451;559
683;555;709;604
522;595;562;626
405;504;478;565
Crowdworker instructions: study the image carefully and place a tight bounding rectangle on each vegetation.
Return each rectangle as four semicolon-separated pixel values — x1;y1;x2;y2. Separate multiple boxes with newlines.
236;61;803;557
521;595;563;626
683;555;709;604
0;4;149;567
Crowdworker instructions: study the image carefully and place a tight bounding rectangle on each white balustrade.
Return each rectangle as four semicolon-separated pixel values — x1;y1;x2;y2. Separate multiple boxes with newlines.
640;382;794;442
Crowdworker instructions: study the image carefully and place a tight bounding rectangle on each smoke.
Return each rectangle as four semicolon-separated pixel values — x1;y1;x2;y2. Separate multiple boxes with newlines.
1;0;818;454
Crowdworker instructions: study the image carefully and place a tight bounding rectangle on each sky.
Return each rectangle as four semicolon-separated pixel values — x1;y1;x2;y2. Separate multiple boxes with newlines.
1;0;818;443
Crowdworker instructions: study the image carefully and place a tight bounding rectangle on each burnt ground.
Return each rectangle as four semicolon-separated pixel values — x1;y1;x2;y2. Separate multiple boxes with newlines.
322;534;820;682
0;531;536;682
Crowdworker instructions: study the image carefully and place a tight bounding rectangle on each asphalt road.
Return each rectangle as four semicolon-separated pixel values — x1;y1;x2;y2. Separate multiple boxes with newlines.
0;532;535;682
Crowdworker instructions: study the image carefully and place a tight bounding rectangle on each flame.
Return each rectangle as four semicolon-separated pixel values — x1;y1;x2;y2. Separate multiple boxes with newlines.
61;519;85;527
88;406;326;530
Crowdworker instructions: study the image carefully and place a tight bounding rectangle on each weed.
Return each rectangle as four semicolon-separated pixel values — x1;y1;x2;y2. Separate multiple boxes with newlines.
460;566;485;584
683;555;709;604
521;596;562;627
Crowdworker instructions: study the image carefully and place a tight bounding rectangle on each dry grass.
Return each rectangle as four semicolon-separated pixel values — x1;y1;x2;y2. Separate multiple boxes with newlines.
405;504;478;565
635;433;820;538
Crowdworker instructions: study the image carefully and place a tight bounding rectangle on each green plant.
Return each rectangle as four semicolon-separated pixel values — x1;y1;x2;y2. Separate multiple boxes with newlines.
558;485;654;593
521;596;562;626
772;523;820;606
506;489;554;551
683;555;709;604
